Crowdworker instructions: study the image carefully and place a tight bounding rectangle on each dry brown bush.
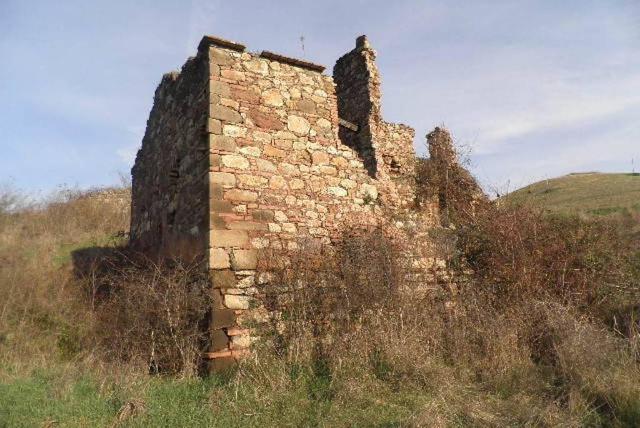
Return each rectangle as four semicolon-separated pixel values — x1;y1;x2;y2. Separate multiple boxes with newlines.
87;255;211;377
252;196;640;424
0;186;130;373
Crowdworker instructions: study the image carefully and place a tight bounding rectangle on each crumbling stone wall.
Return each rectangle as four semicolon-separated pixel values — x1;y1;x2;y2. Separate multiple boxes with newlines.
334;36;416;209
131;34;452;372
130;56;209;261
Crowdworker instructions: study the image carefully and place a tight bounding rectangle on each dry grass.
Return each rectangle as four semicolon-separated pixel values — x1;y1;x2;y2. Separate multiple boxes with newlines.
245;215;640;426
0;180;639;426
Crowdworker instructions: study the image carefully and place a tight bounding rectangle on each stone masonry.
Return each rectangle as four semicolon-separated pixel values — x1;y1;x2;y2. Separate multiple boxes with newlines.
130;34;450;372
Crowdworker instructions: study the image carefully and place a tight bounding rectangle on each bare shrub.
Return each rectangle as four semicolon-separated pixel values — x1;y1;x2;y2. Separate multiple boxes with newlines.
261;228;403;363
454;203;637;308
249;201;640;424
0;185;131;373
90;255;210;377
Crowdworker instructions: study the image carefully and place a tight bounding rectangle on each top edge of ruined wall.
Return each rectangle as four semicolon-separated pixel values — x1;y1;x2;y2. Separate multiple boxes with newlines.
197;35;326;74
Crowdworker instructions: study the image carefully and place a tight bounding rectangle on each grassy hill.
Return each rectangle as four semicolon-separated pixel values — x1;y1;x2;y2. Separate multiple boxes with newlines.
504;172;640;216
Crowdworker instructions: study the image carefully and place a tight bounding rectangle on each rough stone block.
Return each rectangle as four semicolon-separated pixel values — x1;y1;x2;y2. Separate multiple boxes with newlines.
256;159;276;172
287;115;311;136
220;69;245;81
249;109;284;131
210;214;227;230
223;124;247;137
209;183;224;200
211;105;243;123
238;174;268;188
312;151;330;165
225;189;258;202
210;80;230;97
211;229;249;248
210;199;234;213
232;87;260;104
210;172;236;187
211;308;237;329
251;209;274;221
262;89;283;107
231;249;258;270
295;99;316;114
209;48;233;66
227;221;268;231
210;248;230;269
263;145;286;159
210;328;229;351
224;294;250;310
269;175;287;189
207;118;222;134
209;135;237;152
211;269;237;289
328;186;348;197
221;154;249;169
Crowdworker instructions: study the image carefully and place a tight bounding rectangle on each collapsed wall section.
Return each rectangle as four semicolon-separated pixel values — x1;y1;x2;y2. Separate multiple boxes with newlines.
130;55;210;261
333;36;417;210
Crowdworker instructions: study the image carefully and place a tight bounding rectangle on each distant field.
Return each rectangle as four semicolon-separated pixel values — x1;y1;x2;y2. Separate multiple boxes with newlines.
504;172;640;216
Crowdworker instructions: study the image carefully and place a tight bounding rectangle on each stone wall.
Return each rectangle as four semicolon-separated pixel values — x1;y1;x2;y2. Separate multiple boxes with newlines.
130;56;209;262
131;34;449;372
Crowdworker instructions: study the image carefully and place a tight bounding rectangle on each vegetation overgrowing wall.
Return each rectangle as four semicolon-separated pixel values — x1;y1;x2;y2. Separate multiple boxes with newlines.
132;35;453;371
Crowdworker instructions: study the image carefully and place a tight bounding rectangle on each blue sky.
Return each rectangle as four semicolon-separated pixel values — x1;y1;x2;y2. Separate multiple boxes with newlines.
1;0;639;196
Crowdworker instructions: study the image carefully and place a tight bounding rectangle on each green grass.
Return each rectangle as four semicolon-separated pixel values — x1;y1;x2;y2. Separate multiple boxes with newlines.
0;369;120;427
0;363;430;427
505;172;640;216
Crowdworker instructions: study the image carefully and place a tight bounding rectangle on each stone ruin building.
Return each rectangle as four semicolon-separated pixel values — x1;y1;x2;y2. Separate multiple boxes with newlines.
130;34;469;372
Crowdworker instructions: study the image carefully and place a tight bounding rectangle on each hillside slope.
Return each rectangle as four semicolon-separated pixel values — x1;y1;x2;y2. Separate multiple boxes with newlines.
505;172;640;216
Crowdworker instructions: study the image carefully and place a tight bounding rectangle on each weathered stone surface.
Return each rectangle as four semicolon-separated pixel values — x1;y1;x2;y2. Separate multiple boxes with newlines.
210;135;237;151
209;48;233;66
210;80;231;97
220;69;245;81
238;174;268;187
211;309;236;329
221;155;249;169
225;189;258;202
311;151;330;165
295;99;316;114
208;118;222;134
211;269;237;289
224;295;250;310
210;248;230;269
256;158;276;172
210;329;229;351
211;105;243;123
327;186;348;197
211;230;249;247
223;124;247;137
262;89;283;107
239;146;261;157
287;115;310;136
243;59;269;75
231;249;258;270
210;172;236;187
249;109;284;130
269;175;287;189
227;221;268;231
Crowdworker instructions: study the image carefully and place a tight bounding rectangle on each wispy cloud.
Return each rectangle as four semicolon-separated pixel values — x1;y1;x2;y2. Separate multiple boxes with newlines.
1;0;638;192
